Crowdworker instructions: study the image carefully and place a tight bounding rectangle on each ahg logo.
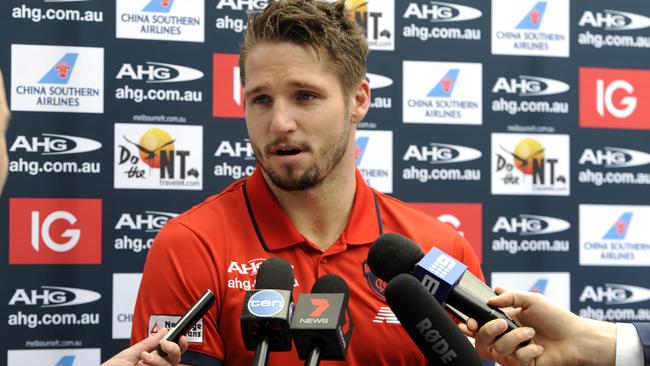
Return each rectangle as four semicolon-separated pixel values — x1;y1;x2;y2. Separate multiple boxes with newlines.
9;198;102;264
580;67;650;130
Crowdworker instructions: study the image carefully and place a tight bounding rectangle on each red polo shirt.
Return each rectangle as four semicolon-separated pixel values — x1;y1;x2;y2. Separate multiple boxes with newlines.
131;167;484;365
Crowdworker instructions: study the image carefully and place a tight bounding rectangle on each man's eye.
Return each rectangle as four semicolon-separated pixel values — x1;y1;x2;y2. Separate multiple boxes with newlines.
297;92;317;101
252;95;271;105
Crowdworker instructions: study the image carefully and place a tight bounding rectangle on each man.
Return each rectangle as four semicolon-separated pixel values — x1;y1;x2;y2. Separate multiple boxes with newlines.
130;1;483;365
463;288;648;366
0;70;185;366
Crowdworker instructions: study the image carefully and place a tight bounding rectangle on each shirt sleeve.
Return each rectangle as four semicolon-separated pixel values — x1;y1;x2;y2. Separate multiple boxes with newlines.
616;322;644;366
130;219;224;364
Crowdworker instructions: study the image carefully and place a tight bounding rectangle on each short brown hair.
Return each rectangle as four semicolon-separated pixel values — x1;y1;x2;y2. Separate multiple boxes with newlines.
239;0;368;95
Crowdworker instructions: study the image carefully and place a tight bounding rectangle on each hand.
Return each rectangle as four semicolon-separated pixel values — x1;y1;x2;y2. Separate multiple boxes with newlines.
0;68;10;195
460;287;616;366
102;328;189;366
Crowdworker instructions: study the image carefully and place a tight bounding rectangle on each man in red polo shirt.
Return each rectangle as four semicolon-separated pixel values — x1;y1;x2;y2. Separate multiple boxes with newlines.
131;1;484;365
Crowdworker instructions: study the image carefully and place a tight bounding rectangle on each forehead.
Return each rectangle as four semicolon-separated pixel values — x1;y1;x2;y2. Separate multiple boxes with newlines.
243;42;341;90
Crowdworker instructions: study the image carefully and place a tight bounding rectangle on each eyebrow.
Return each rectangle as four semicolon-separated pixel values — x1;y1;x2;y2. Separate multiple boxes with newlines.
244;80;322;99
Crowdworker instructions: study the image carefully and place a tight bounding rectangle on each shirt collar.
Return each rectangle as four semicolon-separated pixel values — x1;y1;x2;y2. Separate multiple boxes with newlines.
244;166;382;251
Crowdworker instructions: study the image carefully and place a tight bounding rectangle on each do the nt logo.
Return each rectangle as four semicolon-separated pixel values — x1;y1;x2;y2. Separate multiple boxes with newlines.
9;198;102;264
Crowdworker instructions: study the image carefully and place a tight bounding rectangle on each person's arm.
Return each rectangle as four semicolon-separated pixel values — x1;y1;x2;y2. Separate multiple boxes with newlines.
461;287;617;366
0;68;11;195
102;328;188;366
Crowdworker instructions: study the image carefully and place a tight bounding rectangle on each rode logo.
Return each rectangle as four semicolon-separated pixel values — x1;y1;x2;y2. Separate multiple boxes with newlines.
403;2;482;22
492;214;571;236
580;67;650;130
9;198;102;264
579;147;650;168
492;75;570;97
116;62;203;83
309;298;330;317
10;133;102;155
9;286;101;308
213;54;244;118
578;10;650;31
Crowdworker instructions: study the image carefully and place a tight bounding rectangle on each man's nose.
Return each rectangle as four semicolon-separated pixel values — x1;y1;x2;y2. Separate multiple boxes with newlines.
268;99;298;134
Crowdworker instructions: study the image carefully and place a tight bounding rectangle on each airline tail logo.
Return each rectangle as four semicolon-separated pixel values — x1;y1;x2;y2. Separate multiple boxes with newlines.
427;69;459;98
355;136;369;165
54;356;75;366
529;279;548;294
213;54;244;118
39;53;78;84
517;2;547;30
603;212;632;240
143;0;173;13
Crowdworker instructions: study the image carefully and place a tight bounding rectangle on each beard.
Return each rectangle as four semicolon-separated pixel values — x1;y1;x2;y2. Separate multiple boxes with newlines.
253;125;351;192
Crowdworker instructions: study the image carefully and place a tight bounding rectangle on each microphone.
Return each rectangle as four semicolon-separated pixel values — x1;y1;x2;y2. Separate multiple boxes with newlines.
240;257;294;366
385;273;483;366
368;232;520;333
290;274;353;366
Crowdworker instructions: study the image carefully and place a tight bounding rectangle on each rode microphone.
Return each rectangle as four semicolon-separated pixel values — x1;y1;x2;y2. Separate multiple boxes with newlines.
240;257;294;366
368;232;520;333
290;274;353;366
385;274;483;366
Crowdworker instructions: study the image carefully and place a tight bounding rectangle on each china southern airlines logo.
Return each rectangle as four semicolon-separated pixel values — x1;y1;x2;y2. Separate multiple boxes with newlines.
427;69;459;98
54;356;75;366
517;2;547;30
602;212;632;240
529;278;548;294
355;136;369;166
39;53;78;84
143;0;174;13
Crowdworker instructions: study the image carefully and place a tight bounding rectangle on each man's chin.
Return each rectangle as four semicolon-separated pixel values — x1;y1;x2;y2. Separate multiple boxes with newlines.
264;168;321;192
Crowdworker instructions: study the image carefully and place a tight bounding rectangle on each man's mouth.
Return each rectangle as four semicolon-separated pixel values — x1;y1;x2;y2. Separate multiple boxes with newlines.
271;145;305;156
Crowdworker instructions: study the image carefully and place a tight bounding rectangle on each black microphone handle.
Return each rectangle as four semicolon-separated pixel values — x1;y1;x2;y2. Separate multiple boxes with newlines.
449;286;520;332
304;343;321;366
252;336;270;366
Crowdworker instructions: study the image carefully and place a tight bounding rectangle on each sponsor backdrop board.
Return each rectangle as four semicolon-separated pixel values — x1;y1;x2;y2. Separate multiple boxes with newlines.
1;0;650;364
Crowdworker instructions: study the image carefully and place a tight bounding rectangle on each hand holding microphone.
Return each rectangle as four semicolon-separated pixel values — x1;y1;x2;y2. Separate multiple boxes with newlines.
368;232;520;333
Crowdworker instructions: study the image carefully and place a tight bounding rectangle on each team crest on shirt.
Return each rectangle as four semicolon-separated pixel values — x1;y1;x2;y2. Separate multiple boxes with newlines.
148;315;204;343
362;260;386;300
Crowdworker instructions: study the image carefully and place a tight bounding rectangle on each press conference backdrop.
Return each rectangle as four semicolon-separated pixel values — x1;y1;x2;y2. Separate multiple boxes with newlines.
2;0;650;364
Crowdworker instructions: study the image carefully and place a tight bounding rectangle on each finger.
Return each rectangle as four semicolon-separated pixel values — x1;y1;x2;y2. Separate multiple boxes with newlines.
458;322;475;337
487;290;541;310
512;343;545;365
177;335;189;353
465;317;479;333
475;318;509;348
159;339;182;364
491;326;536;356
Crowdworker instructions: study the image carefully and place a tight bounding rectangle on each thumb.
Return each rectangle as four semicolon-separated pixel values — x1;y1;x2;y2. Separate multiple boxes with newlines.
131;327;169;354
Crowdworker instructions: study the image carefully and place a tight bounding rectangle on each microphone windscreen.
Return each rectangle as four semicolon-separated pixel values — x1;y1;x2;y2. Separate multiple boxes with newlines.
385;274;482;366
368;232;424;282
255;257;294;291
311;274;350;306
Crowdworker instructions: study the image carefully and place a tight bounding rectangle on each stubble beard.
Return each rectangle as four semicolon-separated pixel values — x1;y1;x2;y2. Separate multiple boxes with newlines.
254;124;351;192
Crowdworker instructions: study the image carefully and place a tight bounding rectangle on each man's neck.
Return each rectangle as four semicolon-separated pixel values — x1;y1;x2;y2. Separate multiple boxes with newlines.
265;164;357;252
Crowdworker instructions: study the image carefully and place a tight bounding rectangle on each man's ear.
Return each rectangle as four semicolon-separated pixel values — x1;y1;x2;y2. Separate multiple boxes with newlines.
349;79;370;124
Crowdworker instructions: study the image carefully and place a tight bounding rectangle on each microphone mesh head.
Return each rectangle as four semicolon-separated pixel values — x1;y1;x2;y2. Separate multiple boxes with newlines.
255;257;294;291
367;232;424;282
311;274;350;306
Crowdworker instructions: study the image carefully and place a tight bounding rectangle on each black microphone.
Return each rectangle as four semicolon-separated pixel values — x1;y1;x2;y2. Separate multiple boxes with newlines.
290;274;353;366
368;232;520;333
240;257;294;366
385;273;483;366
